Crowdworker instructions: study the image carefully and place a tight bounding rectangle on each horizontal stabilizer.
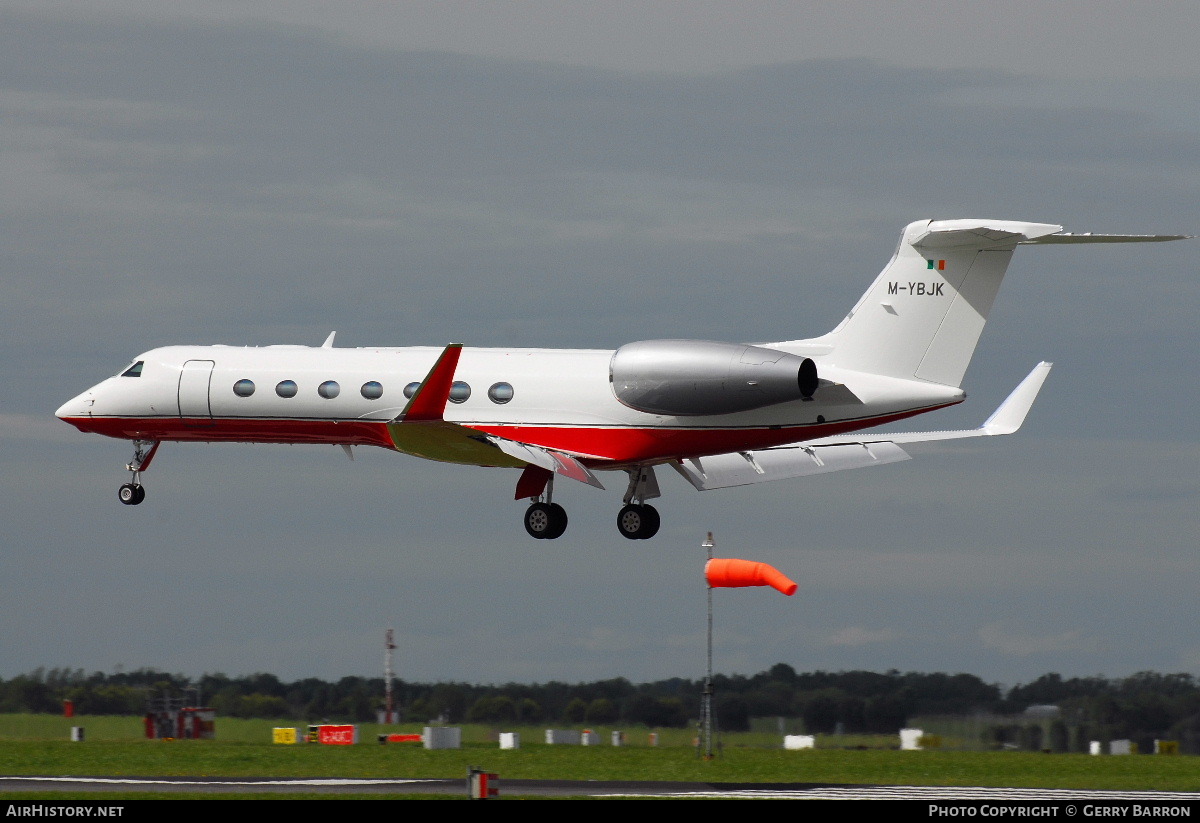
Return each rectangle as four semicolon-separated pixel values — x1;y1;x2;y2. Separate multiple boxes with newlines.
488;437;606;489
913;220;1063;249
1022;232;1192;245
787;219;1185;389
673;362;1051;491
912;221;1190;249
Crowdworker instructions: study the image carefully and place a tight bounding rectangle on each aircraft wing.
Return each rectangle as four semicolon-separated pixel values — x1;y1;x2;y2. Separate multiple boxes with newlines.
385;343;607;486
671;362;1051;491
394;344;463;422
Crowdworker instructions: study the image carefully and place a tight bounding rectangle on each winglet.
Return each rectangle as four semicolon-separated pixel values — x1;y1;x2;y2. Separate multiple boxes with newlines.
397;344;464;422
982;361;1053;435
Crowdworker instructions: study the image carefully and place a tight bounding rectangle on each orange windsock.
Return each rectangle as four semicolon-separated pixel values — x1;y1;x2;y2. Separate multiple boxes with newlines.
705;558;797;596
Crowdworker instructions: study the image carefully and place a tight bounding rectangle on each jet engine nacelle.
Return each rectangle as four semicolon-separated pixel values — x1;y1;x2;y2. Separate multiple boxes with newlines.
610;339;818;416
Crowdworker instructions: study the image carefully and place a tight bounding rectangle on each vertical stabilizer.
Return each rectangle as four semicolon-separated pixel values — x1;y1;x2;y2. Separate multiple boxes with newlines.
813;220;1064;387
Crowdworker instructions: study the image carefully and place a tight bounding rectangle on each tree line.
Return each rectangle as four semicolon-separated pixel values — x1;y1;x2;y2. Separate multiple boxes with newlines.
2;665;1198;747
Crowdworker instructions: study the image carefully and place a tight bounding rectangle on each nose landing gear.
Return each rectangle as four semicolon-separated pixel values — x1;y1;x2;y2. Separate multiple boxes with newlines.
118;483;145;505
118;440;159;506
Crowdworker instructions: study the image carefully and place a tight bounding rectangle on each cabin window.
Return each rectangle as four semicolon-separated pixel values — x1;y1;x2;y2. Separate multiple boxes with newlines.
448;381;471;403
121;361;144;377
276;380;298;398
232;379;255;397
403;382;420;399
360;381;384;400
488;382;514;404
318;380;341;399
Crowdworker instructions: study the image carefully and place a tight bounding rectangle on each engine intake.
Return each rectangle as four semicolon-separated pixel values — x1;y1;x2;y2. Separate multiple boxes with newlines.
610;340;818;416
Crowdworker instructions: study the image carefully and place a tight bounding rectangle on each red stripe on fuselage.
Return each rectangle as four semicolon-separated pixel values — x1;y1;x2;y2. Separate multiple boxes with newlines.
62;402;957;464
60;416;398;449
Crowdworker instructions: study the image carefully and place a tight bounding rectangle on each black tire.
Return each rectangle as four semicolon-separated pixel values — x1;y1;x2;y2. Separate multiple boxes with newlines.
118;483;140;505
524;502;554;539
637;504;660;539
132;484;146;505
616;504;647;540
544;503;568;540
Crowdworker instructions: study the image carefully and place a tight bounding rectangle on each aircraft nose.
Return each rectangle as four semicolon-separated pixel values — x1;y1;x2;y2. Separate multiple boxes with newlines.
55;391;94;421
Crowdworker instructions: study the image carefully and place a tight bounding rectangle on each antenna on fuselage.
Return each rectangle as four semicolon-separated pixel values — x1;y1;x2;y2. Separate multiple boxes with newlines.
321;331;336;348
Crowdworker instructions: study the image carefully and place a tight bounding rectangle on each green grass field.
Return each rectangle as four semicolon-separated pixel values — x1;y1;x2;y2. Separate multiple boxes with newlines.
1;714;1198;797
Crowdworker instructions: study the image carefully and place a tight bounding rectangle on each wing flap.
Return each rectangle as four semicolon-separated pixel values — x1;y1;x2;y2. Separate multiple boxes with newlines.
488;437;606;489
672;441;910;490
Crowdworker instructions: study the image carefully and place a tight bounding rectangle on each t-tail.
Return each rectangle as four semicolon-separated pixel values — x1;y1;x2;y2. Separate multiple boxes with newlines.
798;219;1188;388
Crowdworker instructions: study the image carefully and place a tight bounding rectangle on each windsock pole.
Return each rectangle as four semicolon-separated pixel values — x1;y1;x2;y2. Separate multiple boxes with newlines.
700;537;796;759
701;532;716;760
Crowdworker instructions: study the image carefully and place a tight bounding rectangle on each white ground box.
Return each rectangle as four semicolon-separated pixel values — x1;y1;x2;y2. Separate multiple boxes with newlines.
423;726;461;749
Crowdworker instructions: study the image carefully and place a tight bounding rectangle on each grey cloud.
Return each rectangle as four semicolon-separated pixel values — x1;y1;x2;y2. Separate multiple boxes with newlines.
3;7;1198;685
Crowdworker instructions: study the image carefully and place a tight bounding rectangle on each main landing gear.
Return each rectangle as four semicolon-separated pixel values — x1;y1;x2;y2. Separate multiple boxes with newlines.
524;500;568;540
523;474;568;539
616;503;659;540
517;464;664;540
118;440;159;506
616;466;661;540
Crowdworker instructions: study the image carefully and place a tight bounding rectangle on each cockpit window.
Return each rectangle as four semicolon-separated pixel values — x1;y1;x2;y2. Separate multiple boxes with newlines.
121;361;144;377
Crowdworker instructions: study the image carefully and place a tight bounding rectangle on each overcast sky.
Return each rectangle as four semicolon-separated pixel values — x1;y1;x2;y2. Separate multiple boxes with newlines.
2;2;1198;693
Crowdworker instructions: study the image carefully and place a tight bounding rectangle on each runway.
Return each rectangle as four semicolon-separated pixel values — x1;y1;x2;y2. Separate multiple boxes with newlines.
3;776;1199;801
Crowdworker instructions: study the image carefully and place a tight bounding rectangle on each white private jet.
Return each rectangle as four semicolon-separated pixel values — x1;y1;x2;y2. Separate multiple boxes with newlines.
56;219;1186;540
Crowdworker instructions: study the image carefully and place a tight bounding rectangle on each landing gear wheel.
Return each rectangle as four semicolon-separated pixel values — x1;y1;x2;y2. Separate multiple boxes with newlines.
638;504;659;539
525;502;568;539
617;503;660;540
118;483;145;506
118;440;158;507
545;503;568;539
